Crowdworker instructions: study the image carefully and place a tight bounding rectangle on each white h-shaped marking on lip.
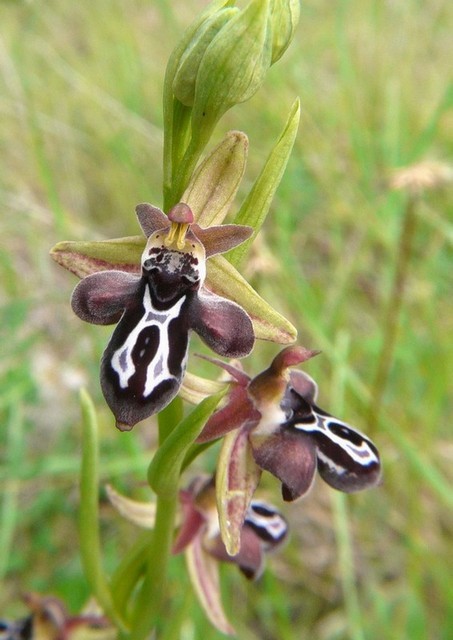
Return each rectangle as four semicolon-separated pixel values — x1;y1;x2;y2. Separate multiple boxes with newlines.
293;412;379;468
111;286;186;397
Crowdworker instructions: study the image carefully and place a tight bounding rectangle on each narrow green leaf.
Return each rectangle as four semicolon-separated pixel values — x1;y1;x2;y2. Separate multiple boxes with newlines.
79;389;125;630
148;391;225;497
227;98;300;268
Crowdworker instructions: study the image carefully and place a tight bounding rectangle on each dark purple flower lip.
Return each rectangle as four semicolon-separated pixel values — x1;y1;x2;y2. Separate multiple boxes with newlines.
71;203;255;430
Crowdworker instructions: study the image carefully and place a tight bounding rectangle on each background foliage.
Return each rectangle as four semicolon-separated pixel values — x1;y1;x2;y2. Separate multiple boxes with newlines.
0;0;451;638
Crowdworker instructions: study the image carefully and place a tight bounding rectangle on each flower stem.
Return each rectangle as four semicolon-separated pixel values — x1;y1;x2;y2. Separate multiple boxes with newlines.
368;195;418;430
129;492;178;640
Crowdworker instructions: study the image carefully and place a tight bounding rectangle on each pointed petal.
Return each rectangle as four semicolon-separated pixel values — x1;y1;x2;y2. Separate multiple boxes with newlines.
192;223;253;257
311;408;382;492
105;484;156;529
182;130;248;227
195;354;251;387
135;203;169;237
189;289;255;358
250;429;317;502
50;237;144;278
206;255;297;344
197;384;257;443
216;426;261;556
185;536;235;636
71;271;141;325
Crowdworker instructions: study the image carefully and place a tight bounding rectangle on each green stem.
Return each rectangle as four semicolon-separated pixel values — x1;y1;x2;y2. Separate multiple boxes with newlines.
170;126;214;206
129;493;178;640
110;530;153;622
368;196;418;430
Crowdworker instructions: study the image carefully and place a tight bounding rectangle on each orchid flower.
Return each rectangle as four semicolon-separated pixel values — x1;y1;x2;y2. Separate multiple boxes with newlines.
69;202;254;430
106;478;287;636
196;346;381;553
0;593;112;640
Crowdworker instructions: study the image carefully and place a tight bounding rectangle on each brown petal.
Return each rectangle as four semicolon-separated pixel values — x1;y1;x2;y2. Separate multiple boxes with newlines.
197;384;256;443
205;527;264;581
192;223;253;257
250;429;317;502
71;271;141;325
135;203;169;237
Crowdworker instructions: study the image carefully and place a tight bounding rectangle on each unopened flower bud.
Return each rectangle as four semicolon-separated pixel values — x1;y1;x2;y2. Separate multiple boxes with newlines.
173;8;239;107
270;0;300;63
191;0;273;134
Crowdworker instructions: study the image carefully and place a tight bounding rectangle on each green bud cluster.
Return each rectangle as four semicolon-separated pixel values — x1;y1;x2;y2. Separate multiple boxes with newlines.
163;0;300;207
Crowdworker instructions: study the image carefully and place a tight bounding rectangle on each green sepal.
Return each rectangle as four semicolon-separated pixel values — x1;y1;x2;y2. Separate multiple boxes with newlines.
227;98;300;268
207;255;297;343
216;427;261;556
148;390;226;498
50;237;144;277
182;130;248;227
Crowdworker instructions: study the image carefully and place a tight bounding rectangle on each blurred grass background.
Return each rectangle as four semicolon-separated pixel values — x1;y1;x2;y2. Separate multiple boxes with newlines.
0;0;452;638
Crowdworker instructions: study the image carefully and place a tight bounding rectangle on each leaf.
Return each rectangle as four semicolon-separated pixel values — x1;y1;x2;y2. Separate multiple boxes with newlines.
227;98;300;268
148;390;226;498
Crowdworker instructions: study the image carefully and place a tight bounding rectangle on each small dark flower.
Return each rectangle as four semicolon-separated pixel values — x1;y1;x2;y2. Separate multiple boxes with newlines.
106;478;287;636
0;593;112;640
197;346;381;547
71;203;255;430
173;476;288;635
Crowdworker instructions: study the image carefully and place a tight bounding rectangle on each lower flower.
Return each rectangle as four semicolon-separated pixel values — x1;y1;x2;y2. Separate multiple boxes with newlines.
196;346;381;551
